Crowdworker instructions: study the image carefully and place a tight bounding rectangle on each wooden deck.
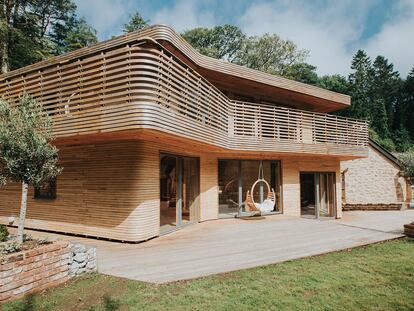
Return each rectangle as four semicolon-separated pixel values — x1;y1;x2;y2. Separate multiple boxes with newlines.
19;210;413;283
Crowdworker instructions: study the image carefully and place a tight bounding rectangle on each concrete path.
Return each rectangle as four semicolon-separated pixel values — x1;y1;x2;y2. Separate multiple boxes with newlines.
21;210;414;283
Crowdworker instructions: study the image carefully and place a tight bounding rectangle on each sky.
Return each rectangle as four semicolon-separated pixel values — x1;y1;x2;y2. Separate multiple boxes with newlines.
73;0;414;77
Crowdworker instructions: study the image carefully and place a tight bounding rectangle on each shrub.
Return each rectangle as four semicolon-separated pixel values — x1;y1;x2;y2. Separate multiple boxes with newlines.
23;233;32;242
0;225;9;242
37;237;51;245
0;241;21;254
398;150;414;183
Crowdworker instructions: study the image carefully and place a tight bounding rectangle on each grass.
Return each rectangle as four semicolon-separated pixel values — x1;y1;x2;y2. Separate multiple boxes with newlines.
2;238;414;311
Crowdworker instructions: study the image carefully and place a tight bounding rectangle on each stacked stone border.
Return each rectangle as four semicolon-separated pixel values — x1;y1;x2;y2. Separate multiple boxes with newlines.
0;241;97;302
342;203;403;211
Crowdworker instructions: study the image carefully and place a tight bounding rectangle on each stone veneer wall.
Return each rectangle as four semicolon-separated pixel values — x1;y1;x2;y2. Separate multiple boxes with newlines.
343;203;402;211
341;145;411;209
0;241;96;302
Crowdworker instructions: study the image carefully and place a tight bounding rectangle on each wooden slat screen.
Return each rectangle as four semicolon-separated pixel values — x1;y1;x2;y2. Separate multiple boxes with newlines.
231;100;368;146
0;42;368;157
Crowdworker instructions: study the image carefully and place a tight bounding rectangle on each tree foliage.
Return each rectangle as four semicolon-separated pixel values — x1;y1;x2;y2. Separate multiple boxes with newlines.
398;150;414;183
317;75;350;94
182;25;245;62
344;50;413;151
0;95;62;242
284;63;318;85
236;33;308;76
123;11;149;33
0;95;61;186
182;25;308;76
50;16;98;55
0;0;97;73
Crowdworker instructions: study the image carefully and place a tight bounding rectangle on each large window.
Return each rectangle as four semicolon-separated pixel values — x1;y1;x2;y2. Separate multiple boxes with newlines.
34;179;57;200
218;160;282;217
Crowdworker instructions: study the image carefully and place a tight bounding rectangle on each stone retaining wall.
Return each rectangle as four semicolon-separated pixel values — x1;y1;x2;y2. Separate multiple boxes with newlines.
342;203;402;211
0;241;96;302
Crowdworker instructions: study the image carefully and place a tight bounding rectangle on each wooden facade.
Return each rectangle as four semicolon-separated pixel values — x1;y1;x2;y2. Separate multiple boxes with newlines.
0;25;368;241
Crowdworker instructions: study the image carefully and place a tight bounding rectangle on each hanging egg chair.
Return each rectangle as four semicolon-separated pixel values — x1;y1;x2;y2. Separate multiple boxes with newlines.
243;161;276;216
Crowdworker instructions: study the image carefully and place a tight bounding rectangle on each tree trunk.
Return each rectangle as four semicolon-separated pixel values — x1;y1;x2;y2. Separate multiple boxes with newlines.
17;181;29;243
1;0;11;74
1;36;9;74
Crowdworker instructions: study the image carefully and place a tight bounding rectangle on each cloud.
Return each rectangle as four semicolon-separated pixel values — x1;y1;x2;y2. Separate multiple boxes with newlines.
73;0;413;76
237;1;373;76
363;0;414;77
74;0;136;39
151;0;217;32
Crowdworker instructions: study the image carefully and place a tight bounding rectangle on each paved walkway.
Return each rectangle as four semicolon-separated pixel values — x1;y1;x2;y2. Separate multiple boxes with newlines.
21;210;414;283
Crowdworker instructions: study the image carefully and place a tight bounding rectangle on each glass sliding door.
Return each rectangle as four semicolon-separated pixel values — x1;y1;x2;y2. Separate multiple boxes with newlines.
300;173;316;216
218;160;240;217
160;154;199;234
241;160;261;208
218;159;282;217
182;157;198;225
317;173;336;218
160;155;178;231
300;172;336;218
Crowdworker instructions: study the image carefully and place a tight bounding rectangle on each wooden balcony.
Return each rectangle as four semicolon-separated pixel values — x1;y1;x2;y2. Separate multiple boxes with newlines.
0;41;368;158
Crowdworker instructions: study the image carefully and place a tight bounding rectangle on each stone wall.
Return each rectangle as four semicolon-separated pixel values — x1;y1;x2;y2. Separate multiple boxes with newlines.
69;243;97;276
341;145;411;208
343;203;402;211
0;241;96;302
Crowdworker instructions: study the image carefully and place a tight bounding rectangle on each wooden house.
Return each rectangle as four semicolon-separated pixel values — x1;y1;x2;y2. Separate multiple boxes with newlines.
0;25;369;242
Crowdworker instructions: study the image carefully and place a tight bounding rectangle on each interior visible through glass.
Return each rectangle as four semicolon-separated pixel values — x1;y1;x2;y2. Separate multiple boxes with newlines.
300;172;336;218
218;159;282;217
182;157;198;224
160;155;177;232
160;154;199;233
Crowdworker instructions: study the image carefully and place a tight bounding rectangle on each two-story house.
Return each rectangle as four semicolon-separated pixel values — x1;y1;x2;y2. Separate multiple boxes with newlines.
0;25;368;242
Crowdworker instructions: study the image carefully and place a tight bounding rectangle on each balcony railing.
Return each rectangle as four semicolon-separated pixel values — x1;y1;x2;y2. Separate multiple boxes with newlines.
0;41;368;157
230;100;368;147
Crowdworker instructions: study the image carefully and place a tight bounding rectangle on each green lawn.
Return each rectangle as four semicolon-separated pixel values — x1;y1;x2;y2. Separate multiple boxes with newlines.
3;238;414;311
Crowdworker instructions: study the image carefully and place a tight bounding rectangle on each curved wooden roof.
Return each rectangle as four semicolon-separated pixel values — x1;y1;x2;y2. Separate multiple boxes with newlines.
0;25;350;112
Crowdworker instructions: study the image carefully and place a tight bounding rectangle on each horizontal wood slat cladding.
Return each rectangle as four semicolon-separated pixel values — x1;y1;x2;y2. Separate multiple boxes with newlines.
0;25;349;108
0;141;160;242
0;137;343;241
0;39;368;158
0;139;220;241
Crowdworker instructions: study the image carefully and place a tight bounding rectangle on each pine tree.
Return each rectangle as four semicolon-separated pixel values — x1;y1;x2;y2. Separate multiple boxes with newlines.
371;56;401;132
123;11;149;33
403;68;414;141
50;16;98;55
371;99;390;138
348;50;373;120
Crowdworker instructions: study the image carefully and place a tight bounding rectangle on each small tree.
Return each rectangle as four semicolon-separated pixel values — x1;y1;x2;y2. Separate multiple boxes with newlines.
0;95;62;243
398;150;414;183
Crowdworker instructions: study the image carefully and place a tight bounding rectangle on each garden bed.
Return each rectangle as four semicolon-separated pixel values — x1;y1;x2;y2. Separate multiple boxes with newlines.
0;226;97;302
